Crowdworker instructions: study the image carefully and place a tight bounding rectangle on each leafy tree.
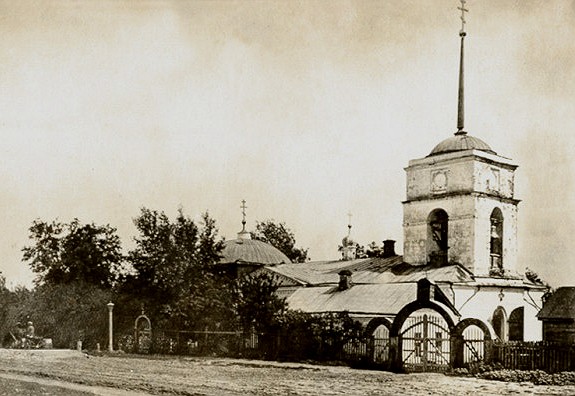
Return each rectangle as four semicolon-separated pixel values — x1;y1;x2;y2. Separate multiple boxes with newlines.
233;272;287;333
1;290;34;348
121;208;231;330
29;281;112;348
0;276;27;347
251;220;308;263
22;219;123;287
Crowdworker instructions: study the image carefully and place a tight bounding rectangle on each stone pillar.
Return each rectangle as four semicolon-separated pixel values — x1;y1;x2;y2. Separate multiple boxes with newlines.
389;336;402;372
450;334;464;368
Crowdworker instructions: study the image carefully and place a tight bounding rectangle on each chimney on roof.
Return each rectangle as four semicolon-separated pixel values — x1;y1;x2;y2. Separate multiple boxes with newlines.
382;240;396;258
338;270;352;291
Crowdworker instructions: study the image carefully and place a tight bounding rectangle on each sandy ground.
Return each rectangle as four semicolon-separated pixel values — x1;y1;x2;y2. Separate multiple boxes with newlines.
0;373;145;395
0;349;575;395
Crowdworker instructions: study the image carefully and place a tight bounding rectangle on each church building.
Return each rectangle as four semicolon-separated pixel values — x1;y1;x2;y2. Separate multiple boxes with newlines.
249;3;548;371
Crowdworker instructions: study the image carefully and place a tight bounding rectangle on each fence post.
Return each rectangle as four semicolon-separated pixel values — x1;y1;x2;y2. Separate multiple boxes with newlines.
484;339;493;364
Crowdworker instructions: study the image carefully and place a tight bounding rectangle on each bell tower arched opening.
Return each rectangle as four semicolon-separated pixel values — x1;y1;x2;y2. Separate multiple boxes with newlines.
490;208;503;272
428;209;449;266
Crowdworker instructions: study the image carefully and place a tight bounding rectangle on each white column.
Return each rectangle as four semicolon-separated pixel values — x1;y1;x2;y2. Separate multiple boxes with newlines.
107;302;114;352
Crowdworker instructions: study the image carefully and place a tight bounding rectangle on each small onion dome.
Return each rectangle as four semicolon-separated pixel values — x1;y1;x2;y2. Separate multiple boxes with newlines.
220;238;291;265
341;236;355;247
428;133;496;157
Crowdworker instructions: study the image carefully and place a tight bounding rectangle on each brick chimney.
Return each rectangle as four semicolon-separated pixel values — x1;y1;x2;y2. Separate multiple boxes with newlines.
338;270;352;290
382;240;396;258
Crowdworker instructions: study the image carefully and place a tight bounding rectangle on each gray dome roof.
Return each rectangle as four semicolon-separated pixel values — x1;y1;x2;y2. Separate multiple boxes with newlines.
429;133;496;156
220;239;291;265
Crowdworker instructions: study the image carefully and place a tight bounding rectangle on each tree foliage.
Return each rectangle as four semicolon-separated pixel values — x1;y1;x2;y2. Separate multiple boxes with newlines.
30;281;112;348
251;220;308;263
22;219;123;287
274;310;364;361
233;272;287;333
122;208;231;330
0;275;25;347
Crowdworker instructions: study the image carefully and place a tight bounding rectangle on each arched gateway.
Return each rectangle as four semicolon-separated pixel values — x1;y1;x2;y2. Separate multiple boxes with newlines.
451;318;493;367
365;318;392;367
390;299;456;372
134;311;152;354
385;279;492;372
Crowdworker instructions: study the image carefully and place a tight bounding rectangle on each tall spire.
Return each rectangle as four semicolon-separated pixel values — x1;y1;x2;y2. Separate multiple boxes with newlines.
456;0;468;136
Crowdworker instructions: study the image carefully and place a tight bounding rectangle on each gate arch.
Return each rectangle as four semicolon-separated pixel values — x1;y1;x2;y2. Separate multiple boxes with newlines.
365;317;392;336
452;318;492;368
365;317;392;367
134;313;152;353
390;300;456;337
390;300;457;372
452;318;492;339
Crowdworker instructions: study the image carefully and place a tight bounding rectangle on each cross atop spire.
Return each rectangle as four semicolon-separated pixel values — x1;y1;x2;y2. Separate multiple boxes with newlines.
458;0;468;35
456;0;468;135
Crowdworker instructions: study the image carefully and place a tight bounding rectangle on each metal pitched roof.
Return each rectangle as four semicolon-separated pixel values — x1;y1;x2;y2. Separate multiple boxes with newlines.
285;283;417;315
266;256;473;286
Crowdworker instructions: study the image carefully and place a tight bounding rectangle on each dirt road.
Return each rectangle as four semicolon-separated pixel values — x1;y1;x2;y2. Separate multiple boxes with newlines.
0;349;574;395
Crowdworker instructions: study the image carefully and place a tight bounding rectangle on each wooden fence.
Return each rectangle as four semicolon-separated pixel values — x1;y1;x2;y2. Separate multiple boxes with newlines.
491;341;575;373
122;329;575;374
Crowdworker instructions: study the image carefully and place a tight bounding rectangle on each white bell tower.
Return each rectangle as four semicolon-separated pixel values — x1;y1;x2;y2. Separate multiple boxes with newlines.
402;5;520;277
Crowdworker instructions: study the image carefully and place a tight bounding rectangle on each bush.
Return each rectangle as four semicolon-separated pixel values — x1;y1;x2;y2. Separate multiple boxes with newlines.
478;369;575;385
117;334;135;353
275;310;365;362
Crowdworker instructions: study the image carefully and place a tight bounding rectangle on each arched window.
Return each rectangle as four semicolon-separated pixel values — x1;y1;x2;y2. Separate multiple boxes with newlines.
492;306;507;341
490;208;503;271
428;209;448;266
509;307;524;341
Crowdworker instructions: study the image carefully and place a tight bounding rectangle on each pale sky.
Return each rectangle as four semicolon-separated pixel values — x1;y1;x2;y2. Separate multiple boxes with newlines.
0;0;574;288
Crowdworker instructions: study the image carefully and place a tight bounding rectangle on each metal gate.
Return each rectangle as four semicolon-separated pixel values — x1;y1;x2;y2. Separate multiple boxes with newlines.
372;324;390;365
134;313;152;354
462;325;486;364
401;311;451;372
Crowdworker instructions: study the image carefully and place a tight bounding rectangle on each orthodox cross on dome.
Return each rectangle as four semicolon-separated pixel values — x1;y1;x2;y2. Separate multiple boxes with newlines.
456;0;469;136
240;199;247;232
237;199;251;240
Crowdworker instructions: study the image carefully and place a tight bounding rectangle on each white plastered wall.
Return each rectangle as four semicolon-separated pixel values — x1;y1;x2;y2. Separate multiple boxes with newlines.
452;285;544;341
